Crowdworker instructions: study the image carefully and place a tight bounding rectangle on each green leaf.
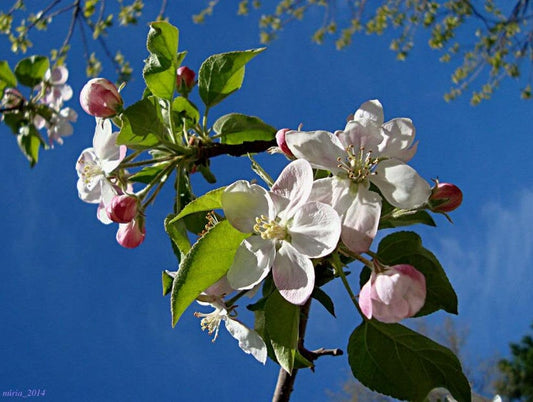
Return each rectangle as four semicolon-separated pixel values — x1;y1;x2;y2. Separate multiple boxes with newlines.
165;213;190;259
213;113;276;144
129;163;170;184
311;287;336;317
377;231;458;316
379;191;436;229
143;21;179;100
379;209;436;229
172;96;199;126
347;321;471;402
17;125;42;167
198;48;265;108
169;187;225;223
14;56;49;87
170;220;249;326
264;290;300;374
0;60;17;96
117;97;165;148
162;270;175;296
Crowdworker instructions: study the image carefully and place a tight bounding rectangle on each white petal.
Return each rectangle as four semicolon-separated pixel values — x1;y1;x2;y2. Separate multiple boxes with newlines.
379;118;417;162
285;130;345;173
271;159;313;217
93;119;125;172
222;181;273;233
372;159;431;209
77;177;101;204
272;242;314;305
289;201;341;258
227;237;275;290
224;318;267;364
341;186;381;253
352;100;384;127
97;200;113;224
310;177;353;217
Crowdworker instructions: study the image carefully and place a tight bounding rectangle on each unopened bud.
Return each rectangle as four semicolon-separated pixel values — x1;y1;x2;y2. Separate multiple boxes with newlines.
106;194;138;223
276;129;294;158
359;263;426;323
429;182;463;213
79;78;123;118
116;218;146;249
176;66;196;95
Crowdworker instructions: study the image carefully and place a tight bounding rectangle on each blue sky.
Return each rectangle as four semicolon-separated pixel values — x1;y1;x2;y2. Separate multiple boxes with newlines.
1;2;532;401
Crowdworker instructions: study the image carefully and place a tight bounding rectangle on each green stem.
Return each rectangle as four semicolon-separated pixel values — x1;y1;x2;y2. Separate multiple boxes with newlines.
120;155;175;169
166;99;176;144
338;245;374;267
138;161;178;205
120;149;143;164
225;290;249;308
331;253;365;317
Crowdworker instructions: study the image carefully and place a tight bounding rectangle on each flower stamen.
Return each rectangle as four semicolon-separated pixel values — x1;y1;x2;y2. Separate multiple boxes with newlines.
253;215;288;240
194;310;224;342
337;145;379;184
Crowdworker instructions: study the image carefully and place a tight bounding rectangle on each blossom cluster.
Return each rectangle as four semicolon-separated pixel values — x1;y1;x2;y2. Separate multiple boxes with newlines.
34;66;78;146
75;67;463;364
75;78;145;248
0;65;77;147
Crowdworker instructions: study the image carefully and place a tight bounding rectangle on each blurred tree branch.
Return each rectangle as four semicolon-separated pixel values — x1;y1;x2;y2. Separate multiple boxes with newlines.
194;0;533;104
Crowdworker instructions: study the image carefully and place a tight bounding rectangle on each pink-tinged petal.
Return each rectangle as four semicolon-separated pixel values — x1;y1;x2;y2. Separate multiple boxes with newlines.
341;186;381;253
372;159;431;209
48;66;69;85
371;296;410;323
358;280;373;319
285;130;345;173
352;99;384;127
361;264;426;323
227;237;275;290
379;118;417;162
204;276;234;298
222;181;273;233
393;264;426;315
272;242;314;305
271;159;313;216
374;273;402;305
116;218;145;248
339;120;382;152
224;318;267;364
289;201;341;258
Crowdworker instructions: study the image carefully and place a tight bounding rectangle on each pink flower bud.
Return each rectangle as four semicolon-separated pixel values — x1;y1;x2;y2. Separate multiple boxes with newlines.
359;264;426;323
276;128;295;158
116;218;146;249
79;78;123;118
429;182;463;213
176;66;196;94
106;195;138;223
